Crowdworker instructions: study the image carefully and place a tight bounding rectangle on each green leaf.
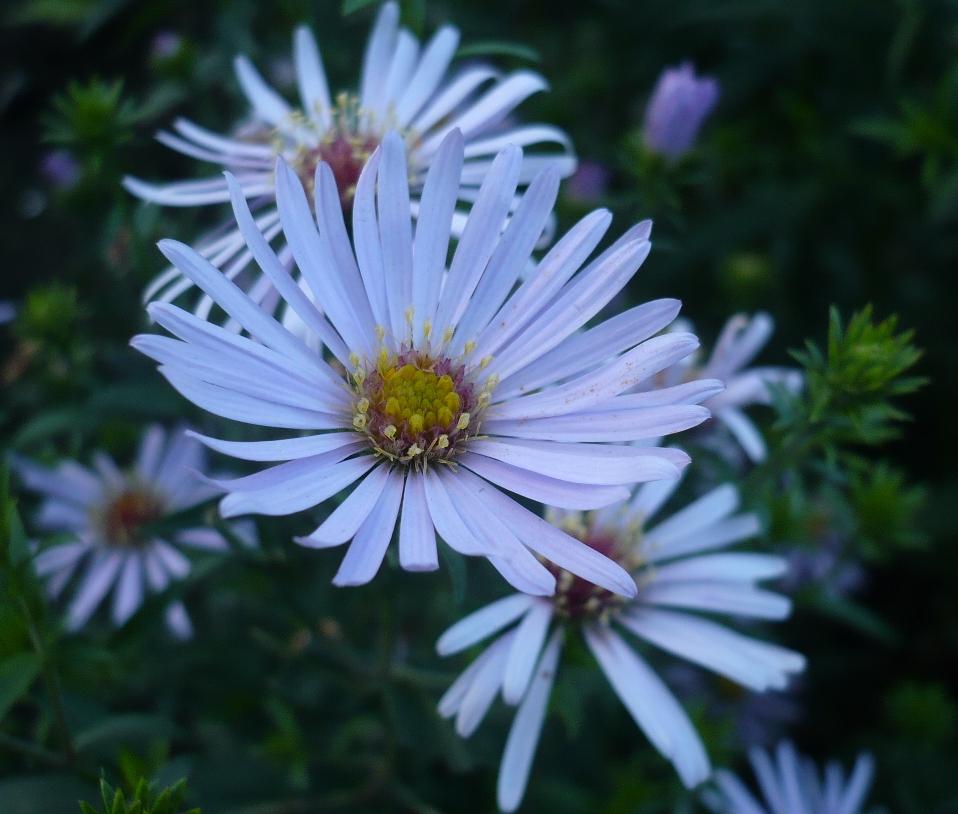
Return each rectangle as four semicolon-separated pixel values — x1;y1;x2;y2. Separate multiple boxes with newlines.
438;545;467;604
75;713;181;754
341;0;380;15
79;803;99;814
0;774;95;814
811;593;899;645
456;40;541;63
0;651;41;720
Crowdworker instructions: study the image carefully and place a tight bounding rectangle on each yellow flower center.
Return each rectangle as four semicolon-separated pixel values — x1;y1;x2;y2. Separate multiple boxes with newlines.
350;347;495;468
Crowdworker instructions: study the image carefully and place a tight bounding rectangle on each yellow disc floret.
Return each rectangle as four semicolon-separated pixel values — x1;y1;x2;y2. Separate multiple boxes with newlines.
381;365;461;433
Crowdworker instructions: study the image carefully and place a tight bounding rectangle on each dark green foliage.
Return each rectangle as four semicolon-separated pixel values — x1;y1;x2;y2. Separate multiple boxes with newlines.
79;777;199;814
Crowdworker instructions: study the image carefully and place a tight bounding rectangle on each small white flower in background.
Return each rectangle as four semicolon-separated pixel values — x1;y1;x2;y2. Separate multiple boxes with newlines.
14;425;254;638
436;477;805;812
643;62;720;161
132;126;715;597
124;1;576;321
702;740;875;814
653;313;803;462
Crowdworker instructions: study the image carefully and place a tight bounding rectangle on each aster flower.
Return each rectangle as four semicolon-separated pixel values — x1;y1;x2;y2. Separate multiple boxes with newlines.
14;425;252;638
132;126;716;596
703;741;875;814
124;1;576;320
653;313;803;462
642;62;720;160
436;478;805;811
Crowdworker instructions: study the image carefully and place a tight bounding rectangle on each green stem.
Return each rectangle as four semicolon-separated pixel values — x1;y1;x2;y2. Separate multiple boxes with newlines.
0;731;67;766
19;598;75;763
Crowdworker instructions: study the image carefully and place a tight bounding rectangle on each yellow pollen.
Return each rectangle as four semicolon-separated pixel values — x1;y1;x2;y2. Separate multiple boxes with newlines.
480;356;494;369
423;319;432;337
437;435;449;448
375;364;462;435
456;413;471;430
464;340;477;355
384;424;397;439
349;352;360;367
357;398;369;414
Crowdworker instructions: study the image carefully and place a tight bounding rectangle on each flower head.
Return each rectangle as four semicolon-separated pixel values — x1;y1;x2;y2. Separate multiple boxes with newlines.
124;2;576;319
643;62;720;160
14;425;253;637
703;741;876;814
132;127;715;596
654;313;803;462
436;477;805;811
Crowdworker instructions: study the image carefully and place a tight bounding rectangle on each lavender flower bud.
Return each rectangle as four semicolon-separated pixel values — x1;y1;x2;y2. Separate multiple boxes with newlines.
40;150;81;190
642;62;720;160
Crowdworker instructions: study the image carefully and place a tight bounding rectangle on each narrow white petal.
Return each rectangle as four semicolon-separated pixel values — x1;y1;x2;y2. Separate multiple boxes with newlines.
652;552;785;585
352;148;390;329
165;601;194;640
628;477;683;525
66;551;124;631
359;0;400;113
14;457;101;506
460;451;629;510
458;466;637;598
469;438;685;486
502;600;554;704
294;26;332;129
332;470;404;586
451;164;562;351
411;66;498;134
749;746;790;814
837;754;875;814
234;54;293;126
497;628;564;813
394;25;459;126
175;528;229;551
621;607;806;691
297;465;391;548
703;313;774;381
642;581;792;620
135;425;166;482
111;554;144;626
496;298;682;399
172;117;274;158
380;30;420;117
644;484;741;549
584;625;710;788
713;769;770;814
411;129;464;340
434;145;523;332
645;514;763;564
398;473;438;572
436;594;534;656
716;407;769;463
455;629;514;737
218;450;375;518
378;131;416;338
187;430;356;462
35;542;89;578
438;630;507;718
152;540;191;579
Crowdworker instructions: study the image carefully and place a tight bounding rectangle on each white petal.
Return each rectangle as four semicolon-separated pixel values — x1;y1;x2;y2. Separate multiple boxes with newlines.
628;477;683;525
171;117;274;158
455;629;514;737
111;554;144;626
434;145;523;332
152;540;191;579
436;594;534;655
165;601;194;640
359;0;400;113
175;528;229;551
497;628;564;813
398;473;438;572
584;625;710;788
496;298;682;399
411;129;464;341
652;552;785;585
642;581;792;620
35;542;88;578
352;148;390;329
468;438;685;486
645;515;764;564
713;769;770;814
332;469;404;586
14;457;101;506
411;66;498;134
218;449;375;518
187;430;356;462
460;451;629;510
377;131;416;338
457;466;637;598
395;25;459;126
297;465;391;548
644;484;741;549
66;551;124;631
451;164;562;352
233;54;293;127
502;600;554;704
838;754;875;814
135;425;167;482
294;26;332;129
438;629;507;719
703;313;774;381
380;30;420;117
716;407;769;463
620;607;806;691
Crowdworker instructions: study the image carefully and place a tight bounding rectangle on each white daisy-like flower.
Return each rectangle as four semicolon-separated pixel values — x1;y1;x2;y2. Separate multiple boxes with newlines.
14;424;251;638
654;313;803;462
132;126;716;597
435;477;805;811
124;1;575;320
703;740;875;814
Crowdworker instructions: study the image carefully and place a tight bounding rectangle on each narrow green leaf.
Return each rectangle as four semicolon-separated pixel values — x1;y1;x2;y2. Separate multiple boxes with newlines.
0;652;41;721
341;0;380;15
456;40;541;63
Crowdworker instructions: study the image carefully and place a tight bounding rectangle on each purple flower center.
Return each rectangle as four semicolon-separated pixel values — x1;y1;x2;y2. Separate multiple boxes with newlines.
101;489;165;548
548;530;633;619
292;133;381;215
